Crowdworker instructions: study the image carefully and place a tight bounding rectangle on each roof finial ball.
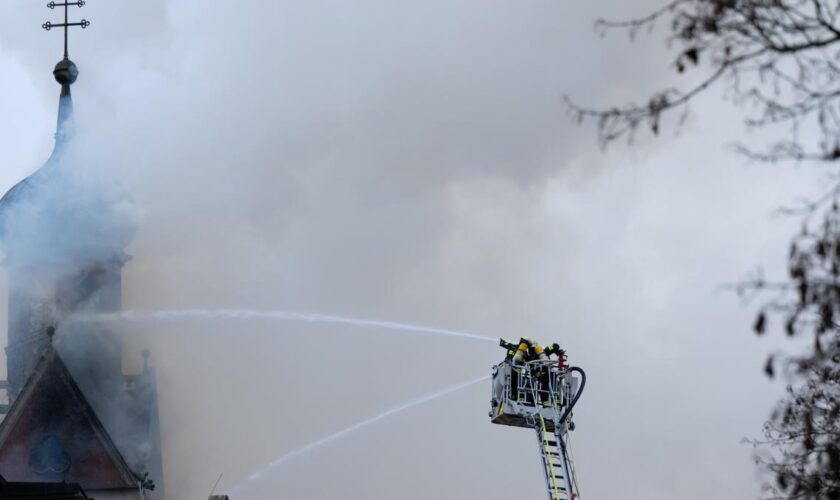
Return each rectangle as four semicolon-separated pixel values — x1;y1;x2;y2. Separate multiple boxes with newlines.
53;58;78;86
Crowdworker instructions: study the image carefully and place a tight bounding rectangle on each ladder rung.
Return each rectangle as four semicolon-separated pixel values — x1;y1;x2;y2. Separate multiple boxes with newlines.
544;467;565;477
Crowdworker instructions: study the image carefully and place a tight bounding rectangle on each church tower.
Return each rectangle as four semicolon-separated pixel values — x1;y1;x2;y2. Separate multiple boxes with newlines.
1;53;129;403
0;5;163;498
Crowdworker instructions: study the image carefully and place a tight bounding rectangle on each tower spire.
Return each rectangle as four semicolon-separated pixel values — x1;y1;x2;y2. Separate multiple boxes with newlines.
41;1;89;148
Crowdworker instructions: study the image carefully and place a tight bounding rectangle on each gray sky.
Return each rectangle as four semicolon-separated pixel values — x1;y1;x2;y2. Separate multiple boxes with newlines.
0;1;829;499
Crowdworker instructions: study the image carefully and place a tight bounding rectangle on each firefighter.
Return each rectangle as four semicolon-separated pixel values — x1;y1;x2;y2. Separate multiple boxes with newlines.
499;338;519;362
499;337;553;404
498;338;529;402
500;338;564;364
544;343;568;370
509;337;548;364
521;338;552;405
544;342;563;358
497;338;519;401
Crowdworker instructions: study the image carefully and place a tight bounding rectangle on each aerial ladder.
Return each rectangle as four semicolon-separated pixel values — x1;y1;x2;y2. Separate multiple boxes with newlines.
490;338;586;500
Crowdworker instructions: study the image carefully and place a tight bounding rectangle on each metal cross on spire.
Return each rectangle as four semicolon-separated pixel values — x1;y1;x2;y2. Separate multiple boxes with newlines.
42;1;89;60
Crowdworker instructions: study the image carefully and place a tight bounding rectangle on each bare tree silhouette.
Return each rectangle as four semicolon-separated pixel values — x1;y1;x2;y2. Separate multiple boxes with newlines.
569;2;840;498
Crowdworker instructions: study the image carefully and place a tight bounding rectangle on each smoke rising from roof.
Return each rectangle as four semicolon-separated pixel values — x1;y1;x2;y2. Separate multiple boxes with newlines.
0;0;831;499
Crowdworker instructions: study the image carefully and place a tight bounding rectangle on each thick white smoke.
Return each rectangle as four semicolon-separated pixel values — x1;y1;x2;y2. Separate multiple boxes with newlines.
0;1;828;499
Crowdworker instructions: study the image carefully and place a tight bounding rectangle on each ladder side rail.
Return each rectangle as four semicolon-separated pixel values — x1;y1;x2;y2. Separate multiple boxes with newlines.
559;373;579;498
535;424;561;500
553;426;579;499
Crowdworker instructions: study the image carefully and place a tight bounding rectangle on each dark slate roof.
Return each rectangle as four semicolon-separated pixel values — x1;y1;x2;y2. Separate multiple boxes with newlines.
0;473;90;499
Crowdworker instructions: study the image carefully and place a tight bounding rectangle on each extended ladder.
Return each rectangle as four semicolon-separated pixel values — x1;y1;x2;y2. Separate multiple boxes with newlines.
490;358;585;500
535;416;577;500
